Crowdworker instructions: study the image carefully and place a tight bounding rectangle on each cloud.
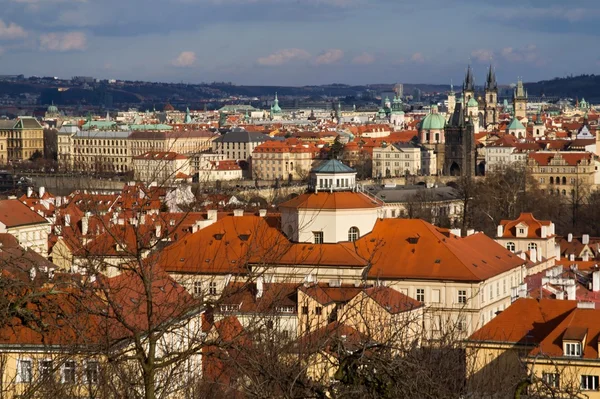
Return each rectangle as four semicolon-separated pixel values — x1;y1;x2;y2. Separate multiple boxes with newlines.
39;31;86;51
257;48;310;66
500;44;544;65
0;20;27;40
352;52;375;65
172;51;197;67
471;49;494;62
314;49;344;65
410;52;425;63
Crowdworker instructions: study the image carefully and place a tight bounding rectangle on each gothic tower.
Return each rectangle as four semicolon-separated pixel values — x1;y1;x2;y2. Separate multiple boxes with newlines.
513;78;527;119
484;65;498;128
444;100;476;177
447;81;456;119
463;65;475;104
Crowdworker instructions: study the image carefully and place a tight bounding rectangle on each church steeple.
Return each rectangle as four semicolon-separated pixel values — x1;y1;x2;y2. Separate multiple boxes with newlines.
485;64;497;91
463;64;475;92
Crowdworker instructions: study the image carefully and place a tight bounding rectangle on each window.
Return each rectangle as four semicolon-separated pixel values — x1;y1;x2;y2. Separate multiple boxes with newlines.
313;231;323;244
85;361;99;384
565;342;582;357
496;282;499;296
581;375;599;391
457;316;466;331
528;243;537;251
503;279;506;294
62;360;76;384
315;307;322;316
542;372;560;388
193;281;202;297
302;306;308;315
266;320;274;330
40;359;53;380
209;282;217;295
348;227;359;242
518;228;525;235
489;285;493;300
458;290;467;304
17;359;32;383
416;288;425;302
506;242;515;252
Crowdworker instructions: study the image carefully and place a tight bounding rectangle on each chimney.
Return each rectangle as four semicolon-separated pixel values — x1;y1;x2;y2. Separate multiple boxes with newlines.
155;223;162;238
56;196;62;207
450;228;461;237
497;225;504;237
38;186;45;198
65;214;71;226
466;229;475;236
256;276;264;299
593;270;600;292
233;209;244;217
568;233;573;243
550;223;555;235
27;187;33;198
566;284;576;301
583;234;590;245
259;209;267;217
82;215;89;236
569;254;575;261
529;248;537;263
207;210;217;221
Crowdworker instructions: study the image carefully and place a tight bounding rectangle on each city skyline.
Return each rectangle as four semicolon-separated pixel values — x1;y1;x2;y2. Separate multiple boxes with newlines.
0;0;598;86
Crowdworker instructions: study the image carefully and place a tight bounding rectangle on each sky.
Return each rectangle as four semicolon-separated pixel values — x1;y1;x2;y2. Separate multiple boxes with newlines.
0;0;598;86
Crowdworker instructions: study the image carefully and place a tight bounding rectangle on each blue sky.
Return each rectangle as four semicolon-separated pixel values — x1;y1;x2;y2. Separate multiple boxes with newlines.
0;0;598;86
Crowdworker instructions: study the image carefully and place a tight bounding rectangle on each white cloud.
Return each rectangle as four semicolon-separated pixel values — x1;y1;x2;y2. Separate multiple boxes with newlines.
314;49;344;65
257;48;310;66
471;49;494;62
0;20;27;40
39;31;87;51
172;51;197;67
352;52;375;65
410;52;425;63
500;44;544;65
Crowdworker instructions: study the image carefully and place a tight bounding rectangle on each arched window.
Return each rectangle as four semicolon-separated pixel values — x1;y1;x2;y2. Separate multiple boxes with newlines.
562;177;567;185
506;242;515;252
556;176;560;185
549;176;554;184
435;133;440;142
348;227;359;242
562;189;566;196
528;243;537;251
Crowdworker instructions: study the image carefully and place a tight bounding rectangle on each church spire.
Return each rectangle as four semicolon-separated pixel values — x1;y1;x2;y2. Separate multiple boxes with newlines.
485;64;497;90
463;64;475;92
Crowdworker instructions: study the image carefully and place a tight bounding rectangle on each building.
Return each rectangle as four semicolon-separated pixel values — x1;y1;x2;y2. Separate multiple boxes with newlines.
197;160;243;182
56;124;79;170
0;199;50;257
484;136;539;173
0;117;44;162
527;151;600;196
467;298;600;398
513;78;528;120
212;128;271;162
128;130;217;159
419;105;446;173
483;65;498;129
252;140;320;181
132;151;191;186
445;100;476;176
372;142;436;178
495;213;558;260
72;130;131;173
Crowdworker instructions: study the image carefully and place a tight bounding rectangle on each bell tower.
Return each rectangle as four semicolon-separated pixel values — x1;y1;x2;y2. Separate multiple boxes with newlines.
463;65;475;104
513;78;528;120
484;65;498;128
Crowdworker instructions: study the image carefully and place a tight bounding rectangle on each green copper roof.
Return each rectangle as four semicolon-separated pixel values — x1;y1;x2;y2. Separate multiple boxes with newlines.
313;159;355;174
129;124;173;131
507;118;525;130
467;97;478;107
420;113;446;131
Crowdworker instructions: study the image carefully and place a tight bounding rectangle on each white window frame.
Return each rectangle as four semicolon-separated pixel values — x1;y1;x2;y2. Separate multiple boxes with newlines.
16;358;33;383
416;288;425;302
581;375;599;391
208;282;217;296
61;360;76;384
458;290;467;304
84;360;100;384
565;342;582;357
542;372;560;388
313;231;323;244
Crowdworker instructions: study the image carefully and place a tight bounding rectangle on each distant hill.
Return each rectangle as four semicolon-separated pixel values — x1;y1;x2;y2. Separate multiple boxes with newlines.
524;75;600;102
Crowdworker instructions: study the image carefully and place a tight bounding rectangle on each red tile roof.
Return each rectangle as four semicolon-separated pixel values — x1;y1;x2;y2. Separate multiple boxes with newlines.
499;213;552;239
279;192;382;210
0;199;48;227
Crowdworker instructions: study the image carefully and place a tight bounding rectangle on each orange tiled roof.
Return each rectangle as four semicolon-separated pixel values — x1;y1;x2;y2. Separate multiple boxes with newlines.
499;213;552;239
528;151;592;166
0;199;48;227
279;192;382;210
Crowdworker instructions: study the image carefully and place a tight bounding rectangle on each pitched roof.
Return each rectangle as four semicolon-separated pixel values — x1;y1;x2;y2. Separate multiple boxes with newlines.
278;192;381;210
499;213;552;239
312;159;355;174
0;199;48;227
528;152;593;166
363;286;423;314
358;219;525;282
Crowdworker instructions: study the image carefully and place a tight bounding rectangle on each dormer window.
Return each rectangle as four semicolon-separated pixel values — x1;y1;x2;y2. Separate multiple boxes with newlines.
518;228;525;235
564;342;582;356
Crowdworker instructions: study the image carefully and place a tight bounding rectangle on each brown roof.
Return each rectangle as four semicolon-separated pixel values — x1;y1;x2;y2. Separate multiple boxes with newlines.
0;199;48;227
363;286;423;314
279;192;382;210
499;213;552;239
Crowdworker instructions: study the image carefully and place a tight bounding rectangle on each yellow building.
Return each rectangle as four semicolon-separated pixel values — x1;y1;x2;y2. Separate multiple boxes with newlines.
467;298;600;398
72;130;131;173
252;140;320;181
528;151;600;197
0;117;44;162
